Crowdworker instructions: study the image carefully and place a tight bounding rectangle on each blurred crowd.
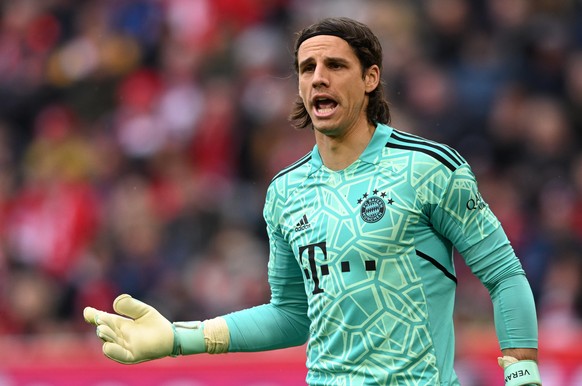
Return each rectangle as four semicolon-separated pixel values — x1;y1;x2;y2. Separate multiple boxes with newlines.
0;0;581;337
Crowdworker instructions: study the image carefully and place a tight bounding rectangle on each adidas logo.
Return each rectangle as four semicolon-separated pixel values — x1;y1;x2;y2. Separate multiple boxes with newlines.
294;214;311;232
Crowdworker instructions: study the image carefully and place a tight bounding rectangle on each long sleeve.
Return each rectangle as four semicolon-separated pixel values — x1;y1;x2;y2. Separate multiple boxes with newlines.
462;229;538;350
490;273;538;349
428;163;538;350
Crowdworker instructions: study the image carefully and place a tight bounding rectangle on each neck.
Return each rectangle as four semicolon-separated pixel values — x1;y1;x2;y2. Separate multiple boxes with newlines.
315;122;376;171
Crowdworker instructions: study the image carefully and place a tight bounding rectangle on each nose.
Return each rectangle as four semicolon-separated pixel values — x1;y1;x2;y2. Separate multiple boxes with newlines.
312;65;329;88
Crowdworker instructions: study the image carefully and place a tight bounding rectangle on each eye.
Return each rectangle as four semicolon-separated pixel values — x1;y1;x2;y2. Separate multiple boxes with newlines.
301;63;315;73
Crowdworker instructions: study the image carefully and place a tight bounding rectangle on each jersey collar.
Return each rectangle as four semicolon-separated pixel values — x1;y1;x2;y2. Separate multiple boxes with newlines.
309;123;394;172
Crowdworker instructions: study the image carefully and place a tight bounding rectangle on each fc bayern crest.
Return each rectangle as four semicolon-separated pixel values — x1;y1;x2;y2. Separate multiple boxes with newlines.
360;196;386;223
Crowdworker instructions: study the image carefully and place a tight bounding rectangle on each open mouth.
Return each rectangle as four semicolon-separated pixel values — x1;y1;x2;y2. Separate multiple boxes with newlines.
314;97;338;116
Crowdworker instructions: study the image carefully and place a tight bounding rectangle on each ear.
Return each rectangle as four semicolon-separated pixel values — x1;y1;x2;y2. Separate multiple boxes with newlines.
364;65;380;93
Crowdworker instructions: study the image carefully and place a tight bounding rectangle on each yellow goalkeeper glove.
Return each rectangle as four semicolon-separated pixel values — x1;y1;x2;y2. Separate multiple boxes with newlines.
83;294;208;364
498;356;542;386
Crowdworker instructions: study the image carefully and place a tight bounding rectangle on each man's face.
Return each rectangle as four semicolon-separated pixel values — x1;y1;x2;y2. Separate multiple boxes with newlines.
297;35;379;137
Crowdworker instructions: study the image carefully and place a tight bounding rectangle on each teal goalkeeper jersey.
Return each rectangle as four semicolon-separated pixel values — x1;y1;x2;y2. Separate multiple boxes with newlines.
223;123;538;386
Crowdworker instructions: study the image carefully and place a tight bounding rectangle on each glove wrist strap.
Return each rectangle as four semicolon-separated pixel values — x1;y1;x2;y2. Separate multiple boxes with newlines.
171;321;206;356
203;317;230;354
504;360;542;386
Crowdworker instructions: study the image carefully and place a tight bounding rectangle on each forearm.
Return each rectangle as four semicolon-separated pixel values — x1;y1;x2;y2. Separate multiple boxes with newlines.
490;274;538;350
224;302;310;352
490;276;541;385
175;290;309;355
463;230;538;350
222;266;310;351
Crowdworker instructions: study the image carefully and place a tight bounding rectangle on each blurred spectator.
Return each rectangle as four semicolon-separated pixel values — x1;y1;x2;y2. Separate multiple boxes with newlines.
0;1;60;92
564;50;582;138
182;226;270;320
399;60;464;143
538;241;582;330
1;267;61;334
5;103;100;280
46;1;141;88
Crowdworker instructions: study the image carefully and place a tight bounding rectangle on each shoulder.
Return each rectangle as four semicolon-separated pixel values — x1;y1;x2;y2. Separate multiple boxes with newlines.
384;128;466;171
263;152;312;226
382;129;475;202
384;128;467;173
270;152;312;184
266;151;312;198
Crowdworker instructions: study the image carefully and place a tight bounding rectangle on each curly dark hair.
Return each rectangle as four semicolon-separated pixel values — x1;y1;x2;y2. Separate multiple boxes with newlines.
289;17;391;129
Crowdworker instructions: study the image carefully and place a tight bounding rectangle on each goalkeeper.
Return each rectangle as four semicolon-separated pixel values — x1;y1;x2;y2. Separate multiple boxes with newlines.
84;17;541;386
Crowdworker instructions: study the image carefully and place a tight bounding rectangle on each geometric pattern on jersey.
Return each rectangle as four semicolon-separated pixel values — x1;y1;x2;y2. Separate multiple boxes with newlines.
266;124;499;385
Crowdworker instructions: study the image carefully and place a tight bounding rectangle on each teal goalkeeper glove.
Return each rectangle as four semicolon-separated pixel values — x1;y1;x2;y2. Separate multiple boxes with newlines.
498;356;542;386
84;294;207;364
